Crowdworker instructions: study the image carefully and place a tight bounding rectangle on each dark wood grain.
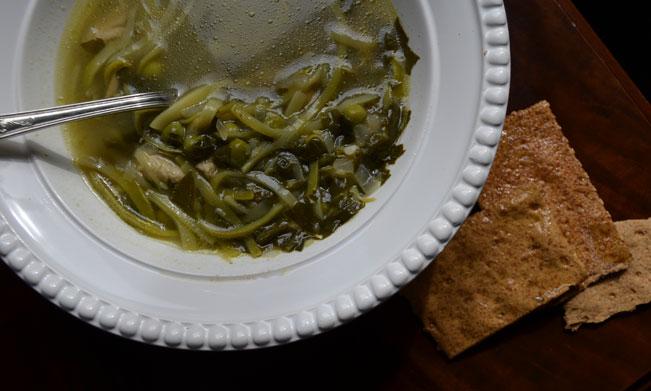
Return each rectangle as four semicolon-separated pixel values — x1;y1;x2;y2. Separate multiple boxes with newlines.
508;0;651;223
1;0;650;389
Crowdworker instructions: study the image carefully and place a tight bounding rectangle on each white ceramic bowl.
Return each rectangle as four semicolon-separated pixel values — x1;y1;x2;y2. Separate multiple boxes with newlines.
0;0;509;349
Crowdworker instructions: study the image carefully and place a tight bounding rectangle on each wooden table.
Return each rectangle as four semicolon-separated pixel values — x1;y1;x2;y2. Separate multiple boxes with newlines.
1;0;650;389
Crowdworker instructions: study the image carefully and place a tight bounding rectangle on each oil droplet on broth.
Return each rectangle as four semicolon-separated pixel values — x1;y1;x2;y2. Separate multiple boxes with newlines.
58;0;401;159
165;0;397;89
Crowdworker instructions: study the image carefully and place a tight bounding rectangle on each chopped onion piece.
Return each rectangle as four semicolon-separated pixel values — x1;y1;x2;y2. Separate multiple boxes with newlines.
355;164;381;195
333;158;355;176
343;144;359;156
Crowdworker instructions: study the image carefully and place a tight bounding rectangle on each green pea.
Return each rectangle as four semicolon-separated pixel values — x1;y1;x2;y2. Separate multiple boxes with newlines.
140;61;164;79
162;121;186;145
342;104;368;123
229;138;251;167
183;134;217;161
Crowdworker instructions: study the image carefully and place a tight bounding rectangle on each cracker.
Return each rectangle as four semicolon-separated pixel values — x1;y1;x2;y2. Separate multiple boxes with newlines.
404;187;587;357
564;218;651;330
479;101;630;285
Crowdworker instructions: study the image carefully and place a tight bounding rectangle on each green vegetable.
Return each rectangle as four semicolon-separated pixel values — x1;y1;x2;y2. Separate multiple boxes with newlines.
229;138;251;167
337;94;381;109
147;190;216;245
341;104;367;123
200;204;285;239
88;172;176;238
143;132;183;154
273;152;305;181
306;161;319;197
79;158;155;219
240;64;344;173
232;189;255;201
331;28;377;52
189;172;239;223
162;121;186;145
285;91;312;116
231;103;286;139
65;1;417;257
137;45;164;75
217;121;255;141
183;134;217;161
187;98;223;133
247;171;298;208
150;84;220;131
393;19;421;75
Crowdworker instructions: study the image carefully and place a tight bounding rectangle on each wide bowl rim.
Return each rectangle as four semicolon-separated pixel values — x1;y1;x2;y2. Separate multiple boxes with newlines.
0;0;510;350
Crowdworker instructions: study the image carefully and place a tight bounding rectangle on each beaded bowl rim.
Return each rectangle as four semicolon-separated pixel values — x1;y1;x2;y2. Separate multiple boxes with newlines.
0;0;510;350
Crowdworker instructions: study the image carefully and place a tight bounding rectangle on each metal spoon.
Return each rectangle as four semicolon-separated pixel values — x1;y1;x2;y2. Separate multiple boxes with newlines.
0;90;176;140
0;0;333;141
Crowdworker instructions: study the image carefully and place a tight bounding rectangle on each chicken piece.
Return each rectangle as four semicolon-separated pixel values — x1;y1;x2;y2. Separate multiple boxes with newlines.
134;148;185;185
81;12;128;52
196;159;218;178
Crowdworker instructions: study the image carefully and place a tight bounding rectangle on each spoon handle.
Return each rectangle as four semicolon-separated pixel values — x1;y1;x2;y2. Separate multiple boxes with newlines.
0;91;176;140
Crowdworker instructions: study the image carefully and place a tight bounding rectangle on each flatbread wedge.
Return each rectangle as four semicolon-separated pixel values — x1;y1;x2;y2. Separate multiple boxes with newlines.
564;218;651;330
479;101;631;286
405;186;587;357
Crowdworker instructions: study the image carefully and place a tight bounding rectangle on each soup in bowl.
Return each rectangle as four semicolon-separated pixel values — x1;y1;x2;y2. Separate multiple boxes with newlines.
16;0;446;280
58;0;418;259
1;0;508;350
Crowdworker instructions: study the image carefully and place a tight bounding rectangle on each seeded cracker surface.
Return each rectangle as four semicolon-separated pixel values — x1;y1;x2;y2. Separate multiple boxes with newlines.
564;219;651;330
479;101;630;286
405;101;632;357
404;186;587;357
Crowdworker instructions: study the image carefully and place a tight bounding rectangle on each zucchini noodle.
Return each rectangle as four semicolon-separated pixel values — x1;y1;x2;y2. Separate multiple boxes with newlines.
61;0;417;258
